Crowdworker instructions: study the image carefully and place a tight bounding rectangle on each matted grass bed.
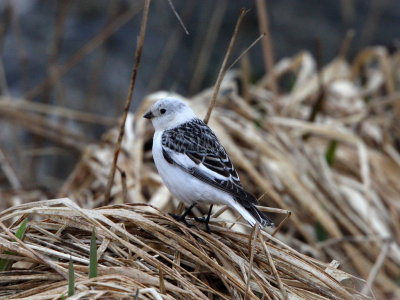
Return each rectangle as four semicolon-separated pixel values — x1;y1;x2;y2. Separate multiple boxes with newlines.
0;199;367;299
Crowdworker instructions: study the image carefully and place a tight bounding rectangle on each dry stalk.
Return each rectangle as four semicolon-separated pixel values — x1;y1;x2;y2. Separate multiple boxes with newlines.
259;233;287;300
255;0;278;95
104;0;151;205
361;240;391;296
204;8;247;124
245;224;259;299
227;33;266;71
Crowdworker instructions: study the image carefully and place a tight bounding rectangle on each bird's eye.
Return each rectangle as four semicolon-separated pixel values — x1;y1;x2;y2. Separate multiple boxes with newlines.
160;108;166;114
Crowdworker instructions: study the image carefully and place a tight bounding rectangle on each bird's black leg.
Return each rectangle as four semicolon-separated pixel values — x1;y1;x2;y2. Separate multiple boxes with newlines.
195;205;213;233
169;203;196;227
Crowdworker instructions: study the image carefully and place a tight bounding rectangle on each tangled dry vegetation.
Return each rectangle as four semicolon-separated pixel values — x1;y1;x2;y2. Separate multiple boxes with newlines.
1;47;400;299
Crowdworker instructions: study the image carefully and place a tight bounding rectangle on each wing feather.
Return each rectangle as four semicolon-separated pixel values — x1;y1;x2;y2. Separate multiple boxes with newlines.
161;119;257;204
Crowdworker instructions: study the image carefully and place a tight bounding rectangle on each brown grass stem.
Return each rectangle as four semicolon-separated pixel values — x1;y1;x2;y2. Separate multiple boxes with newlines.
361;240;391;296
271;210;291;237
307;37;325;123
227;33;265;71
338;29;355;59
240;54;251;103
117;166;128;204
255;0;278;95
103;0;151;205
159;268;166;294
259;231;287;300
203;8;247;124
245;224;259;300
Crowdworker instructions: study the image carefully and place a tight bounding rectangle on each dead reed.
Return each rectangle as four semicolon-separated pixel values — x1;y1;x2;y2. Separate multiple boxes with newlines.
1;46;400;298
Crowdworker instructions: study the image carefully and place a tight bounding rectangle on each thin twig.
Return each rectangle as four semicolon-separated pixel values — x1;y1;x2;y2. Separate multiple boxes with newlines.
103;0;151;205
240;54;251;103
255;0;278;95
338;29;355;59
306;37;325;123
245;224;259;300
361;240;391;296
117;166;128;204
259;231;287;300
271;210;291;237
211;206;229;218
203;8;247;124
166;0;189;35
227;33;265;71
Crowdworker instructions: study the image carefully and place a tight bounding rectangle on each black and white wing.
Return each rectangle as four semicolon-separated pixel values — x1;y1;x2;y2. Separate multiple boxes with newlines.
161;118;258;205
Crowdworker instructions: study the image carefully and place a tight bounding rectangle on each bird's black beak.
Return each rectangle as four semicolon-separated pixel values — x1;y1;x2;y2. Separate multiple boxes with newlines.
143;111;154;119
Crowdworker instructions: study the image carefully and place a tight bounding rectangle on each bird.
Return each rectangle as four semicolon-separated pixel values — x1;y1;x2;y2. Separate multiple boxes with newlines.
143;97;274;231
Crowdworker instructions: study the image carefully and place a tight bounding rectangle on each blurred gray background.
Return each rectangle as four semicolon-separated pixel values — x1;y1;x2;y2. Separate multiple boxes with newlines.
0;0;399;193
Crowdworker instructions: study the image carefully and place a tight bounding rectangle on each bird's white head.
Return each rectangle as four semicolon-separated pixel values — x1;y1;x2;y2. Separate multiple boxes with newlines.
143;97;196;131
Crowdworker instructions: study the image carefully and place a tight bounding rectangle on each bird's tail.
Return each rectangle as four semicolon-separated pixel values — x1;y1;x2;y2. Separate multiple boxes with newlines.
231;199;274;228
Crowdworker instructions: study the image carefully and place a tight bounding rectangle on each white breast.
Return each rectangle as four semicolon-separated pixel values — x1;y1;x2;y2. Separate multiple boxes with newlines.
152;130;233;206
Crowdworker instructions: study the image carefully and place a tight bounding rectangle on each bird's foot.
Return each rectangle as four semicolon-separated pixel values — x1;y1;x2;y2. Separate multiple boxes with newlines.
204;223;211;233
169;213;192;228
194;216;211;233
194;216;207;223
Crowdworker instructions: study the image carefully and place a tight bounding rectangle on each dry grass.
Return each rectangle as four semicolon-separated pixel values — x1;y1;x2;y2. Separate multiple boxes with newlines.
0;199;366;300
1;44;400;299
1;1;400;295
1;2;399;299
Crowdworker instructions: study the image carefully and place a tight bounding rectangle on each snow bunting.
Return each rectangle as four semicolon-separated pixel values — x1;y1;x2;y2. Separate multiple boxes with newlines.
144;97;274;231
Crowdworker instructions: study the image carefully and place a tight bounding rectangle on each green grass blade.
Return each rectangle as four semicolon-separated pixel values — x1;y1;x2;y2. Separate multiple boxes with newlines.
68;257;75;296
0;260;9;272
0;218;28;271
315;222;329;241
325;140;338;166
89;228;98;278
14;218;28;239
